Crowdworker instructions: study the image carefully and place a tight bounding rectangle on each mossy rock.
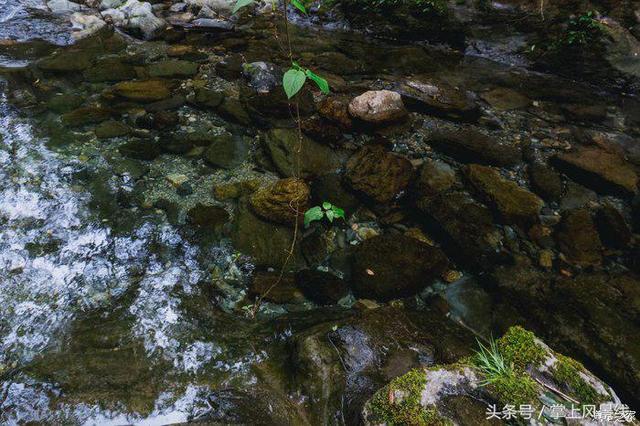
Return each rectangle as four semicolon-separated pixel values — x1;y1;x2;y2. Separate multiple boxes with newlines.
497;326;546;371
368;369;449;426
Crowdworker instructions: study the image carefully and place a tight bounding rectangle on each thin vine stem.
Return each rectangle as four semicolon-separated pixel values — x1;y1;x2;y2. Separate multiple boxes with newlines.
250;0;304;318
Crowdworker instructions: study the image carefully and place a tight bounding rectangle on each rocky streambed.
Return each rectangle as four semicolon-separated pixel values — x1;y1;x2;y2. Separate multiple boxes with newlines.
1;0;640;424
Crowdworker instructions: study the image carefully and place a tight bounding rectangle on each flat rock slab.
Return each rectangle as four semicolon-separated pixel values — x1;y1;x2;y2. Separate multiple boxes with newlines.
553;147;638;196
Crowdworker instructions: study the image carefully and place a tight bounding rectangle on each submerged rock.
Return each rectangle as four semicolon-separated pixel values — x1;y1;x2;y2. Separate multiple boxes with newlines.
112;79;172;102
351;234;448;301
427;129;522;167
553;147;638;196
231;200;303;268
146;60;199;77
295;269;349;305
528;162;563;202
249;178;310;226
84;57;136;82
203;134;248;169
186;203;229;233
413;159;457;200
248;271;304;304
344;145;413;204
595;203;632;249
264;128;345;178
95;120;130;138
416;191;503;270
348;90;407;124
46;93;85;113
555;208;602;266
465;164;543;228
61;106;112;127
395;79;480;121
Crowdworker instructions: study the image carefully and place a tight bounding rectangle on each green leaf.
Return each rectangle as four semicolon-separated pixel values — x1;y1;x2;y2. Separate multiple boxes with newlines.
282;68;307;99
232;0;254;13
304;206;323;227
331;206;345;220
325;209;335;222
305;69;330;94
322;201;332;210
290;0;307;14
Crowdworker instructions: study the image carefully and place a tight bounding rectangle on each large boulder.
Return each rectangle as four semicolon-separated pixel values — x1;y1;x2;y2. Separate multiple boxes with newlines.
344;145;413;204
465;164;544;228
553;147;638;197
362;327;623;425
249;178;310;226
348;90;407;124
351;234;448;301
492;260;640;409
291;306;474;424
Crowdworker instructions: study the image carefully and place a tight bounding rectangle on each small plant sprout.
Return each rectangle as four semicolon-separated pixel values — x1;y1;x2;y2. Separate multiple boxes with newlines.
304;202;345;227
473;337;512;385
283;62;330;99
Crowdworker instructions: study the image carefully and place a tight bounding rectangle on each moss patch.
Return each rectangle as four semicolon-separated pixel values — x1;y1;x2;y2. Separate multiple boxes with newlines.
497;326;546;371
489;372;539;407
369;369;450;426
552;354;606;405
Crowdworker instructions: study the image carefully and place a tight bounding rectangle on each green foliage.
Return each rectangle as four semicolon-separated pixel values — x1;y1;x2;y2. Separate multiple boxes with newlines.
291;0;307;14
472;334;541;407
473;338;512;385
283;68;307;99
565;11;602;46
552;354;606;405
497;326;546;371
369;369;450;426
491;373;539;407
304;201;345;227
546;10;604;52
283;63;330;99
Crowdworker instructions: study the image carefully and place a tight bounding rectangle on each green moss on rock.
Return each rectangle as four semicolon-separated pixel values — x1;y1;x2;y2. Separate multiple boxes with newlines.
497;326;546;371
552;354;606;405
369;369;450;426
489;372;539;407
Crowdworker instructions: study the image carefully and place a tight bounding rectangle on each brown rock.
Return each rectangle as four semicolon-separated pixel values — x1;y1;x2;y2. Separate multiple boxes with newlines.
466;164;544;227
249;178;310;226
348;90;407;123
248;271;304;304
556;209;602;266
112;79;172;102
318;96;352;129
352;234;448;301
553;147;638;196
427;129;522;167
345;145;413;203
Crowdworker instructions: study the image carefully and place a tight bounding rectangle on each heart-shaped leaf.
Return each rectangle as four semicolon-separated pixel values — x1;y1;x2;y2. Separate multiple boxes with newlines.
283;68;307;99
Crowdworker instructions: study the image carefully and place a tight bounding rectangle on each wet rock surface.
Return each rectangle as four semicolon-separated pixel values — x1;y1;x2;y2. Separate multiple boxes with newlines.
2;1;640;423
352;234;448;301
